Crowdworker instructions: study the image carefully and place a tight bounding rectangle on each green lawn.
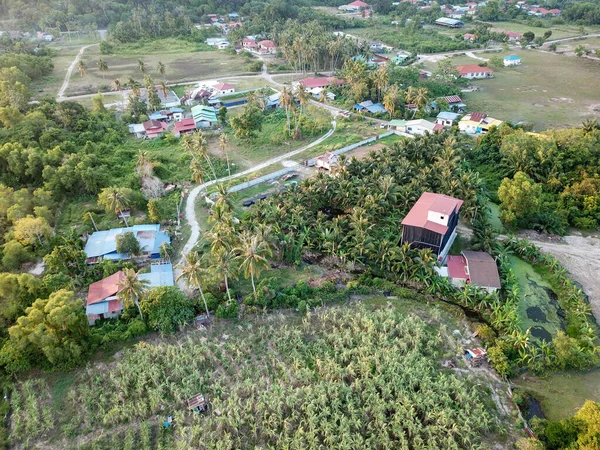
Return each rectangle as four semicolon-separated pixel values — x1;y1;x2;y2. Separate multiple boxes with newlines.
447;50;600;130
488;203;505;233
478;20;600;41
515;368;600;420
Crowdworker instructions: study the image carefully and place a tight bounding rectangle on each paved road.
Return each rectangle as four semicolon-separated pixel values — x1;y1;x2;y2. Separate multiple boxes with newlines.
57;44;98;100
179;120;337;257
542;33;600;46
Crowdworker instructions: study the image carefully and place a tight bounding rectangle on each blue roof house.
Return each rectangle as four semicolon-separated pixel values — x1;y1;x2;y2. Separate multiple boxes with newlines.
139;263;175;288
84;224;170;264
354;100;388;114
503;55;522;66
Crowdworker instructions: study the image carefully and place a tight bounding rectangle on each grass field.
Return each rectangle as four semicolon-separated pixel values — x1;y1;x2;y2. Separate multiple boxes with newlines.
515;369;600;420
477;20;600;40
432;50;600;130
38;39;261;98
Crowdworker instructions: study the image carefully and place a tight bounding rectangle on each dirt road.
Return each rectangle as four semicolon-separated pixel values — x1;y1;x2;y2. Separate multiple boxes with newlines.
57;44;98;100
531;233;600;321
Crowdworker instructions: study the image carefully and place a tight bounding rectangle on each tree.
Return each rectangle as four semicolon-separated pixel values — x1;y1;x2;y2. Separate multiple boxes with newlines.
523;31;535;43
234;231;272;299
573;400;600;448
177;251;210;317
214;249;236;303
117;268;149;320
489;56;504;68
137;59;146;74
548;43;557;52
77;60;88;77
543;30;552;40
13;216;52;246
97;58;108;79
218;105;228;126
230;104;264;138
156;61;166;79
98;187;133;226
91;93;106;113
575;45;585;57
280;86;293;135
2;240;31;270
141;286;194;333
7;289;89;369
43;241;86;277
219;133;231;176
382;84;403;119
148;88;161;111
498;171;542;227
115;231;142;257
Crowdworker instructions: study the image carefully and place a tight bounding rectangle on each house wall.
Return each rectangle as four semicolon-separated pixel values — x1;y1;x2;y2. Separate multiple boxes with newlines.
462;72;493;79
427;210;450;227
440;210;459;251
401;225;443;253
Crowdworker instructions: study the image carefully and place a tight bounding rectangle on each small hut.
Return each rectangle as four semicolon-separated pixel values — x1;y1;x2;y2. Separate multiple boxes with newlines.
465;347;487;367
187;393;208;413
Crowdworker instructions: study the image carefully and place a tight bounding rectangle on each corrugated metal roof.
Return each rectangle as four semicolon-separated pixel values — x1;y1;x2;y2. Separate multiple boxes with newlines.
139;263;175;288
84;225;169;259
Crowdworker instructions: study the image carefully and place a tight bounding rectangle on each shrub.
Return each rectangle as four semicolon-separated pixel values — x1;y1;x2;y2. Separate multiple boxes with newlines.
216;300;238;319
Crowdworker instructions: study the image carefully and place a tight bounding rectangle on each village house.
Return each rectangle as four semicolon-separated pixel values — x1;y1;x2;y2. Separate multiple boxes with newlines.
387;119;408;131
242;37;258;50
143;119;168;139
442;95;467;112
339;0;370;12
191;105;218;128
463;33;476;42
404;119;443;135
436;111;461;127
173;118;198;137
456;64;494;79
257;39;276;54
435;17;464;28
211;82;236;96
316;152;339;171
503;30;523;42
86;263;175;325
503;54;522;66
401;192;463;261
354;100;387;114
206;38;230;48
84;224;170;264
445;250;502;292
459;112;503;134
297;76;345;93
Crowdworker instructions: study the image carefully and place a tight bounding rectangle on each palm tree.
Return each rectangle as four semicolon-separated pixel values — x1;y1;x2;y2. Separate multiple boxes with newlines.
156;61;166;79
219;133;231;177
293;85;310;138
159;80;169;102
582;118;599;134
77;60;88;77
137;59;146;74
103;187;131;226
117;268;149;320
177;251;210;317
280;86;293;136
371;64;389;102
234;231;272;299
112;78;125;107
97;58;108;80
214;249;235;302
383;85;402;119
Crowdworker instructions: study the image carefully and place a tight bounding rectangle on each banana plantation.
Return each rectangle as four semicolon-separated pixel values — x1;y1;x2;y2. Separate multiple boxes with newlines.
10;305;510;449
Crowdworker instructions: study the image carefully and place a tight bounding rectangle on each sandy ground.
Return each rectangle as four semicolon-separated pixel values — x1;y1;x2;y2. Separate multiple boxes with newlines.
529;232;600;322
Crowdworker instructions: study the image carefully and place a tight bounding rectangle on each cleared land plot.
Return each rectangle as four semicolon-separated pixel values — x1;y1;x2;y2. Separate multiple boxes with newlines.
434;50;600;130
515;369;600;421
477;20;600;40
344;134;403;159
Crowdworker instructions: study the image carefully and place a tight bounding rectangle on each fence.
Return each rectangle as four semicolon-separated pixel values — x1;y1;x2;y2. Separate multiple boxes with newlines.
227;167;296;193
305;130;413;166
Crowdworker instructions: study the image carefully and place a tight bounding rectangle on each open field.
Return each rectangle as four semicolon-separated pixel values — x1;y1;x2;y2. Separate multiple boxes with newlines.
8;299;515;449
430;50;600;130
476;20;600;41
38;40;260;98
515;369;600;420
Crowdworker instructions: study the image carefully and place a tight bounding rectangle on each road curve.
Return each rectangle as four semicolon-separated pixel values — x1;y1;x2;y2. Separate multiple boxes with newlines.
57;44;98;100
180;120;337;256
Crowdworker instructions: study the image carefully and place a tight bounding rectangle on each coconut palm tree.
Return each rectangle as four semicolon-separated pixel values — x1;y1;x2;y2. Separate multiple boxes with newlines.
137;59;146;74
280;86;293;135
97;58;108;79
118;268;149;320
159;80;169;101
234;231;272;299
219;133;231;176
103;187;131;226
177;251;210;317
383;85;402;119
371;64;389;103
214;248;236;302
293;85;310;138
156;60;166;79
77;60;88;77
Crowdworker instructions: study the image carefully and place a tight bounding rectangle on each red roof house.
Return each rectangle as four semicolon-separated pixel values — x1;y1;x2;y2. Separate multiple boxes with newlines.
447;251;502;292
173;118;197;137
464;33;476;41
348;0;368;7
456;65;493;79
401;192;463;260
86;271;125;325
143;120;168;139
242;37;257;48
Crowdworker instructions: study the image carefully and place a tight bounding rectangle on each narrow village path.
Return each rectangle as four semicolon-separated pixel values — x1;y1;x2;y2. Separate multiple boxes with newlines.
57;43;98;100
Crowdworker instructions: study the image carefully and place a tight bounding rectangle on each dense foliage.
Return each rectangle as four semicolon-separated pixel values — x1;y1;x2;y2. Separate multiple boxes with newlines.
467;123;600;232
9;305;505;449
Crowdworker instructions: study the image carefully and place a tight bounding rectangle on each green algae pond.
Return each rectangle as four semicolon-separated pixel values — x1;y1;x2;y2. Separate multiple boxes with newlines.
509;256;565;343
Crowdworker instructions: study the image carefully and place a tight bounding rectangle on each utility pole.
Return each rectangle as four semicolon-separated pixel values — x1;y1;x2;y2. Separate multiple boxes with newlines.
88;212;98;231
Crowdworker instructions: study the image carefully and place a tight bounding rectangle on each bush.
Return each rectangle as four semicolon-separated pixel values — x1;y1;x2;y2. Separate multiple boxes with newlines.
99;41;114;54
141;287;195;333
216;300;238;319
